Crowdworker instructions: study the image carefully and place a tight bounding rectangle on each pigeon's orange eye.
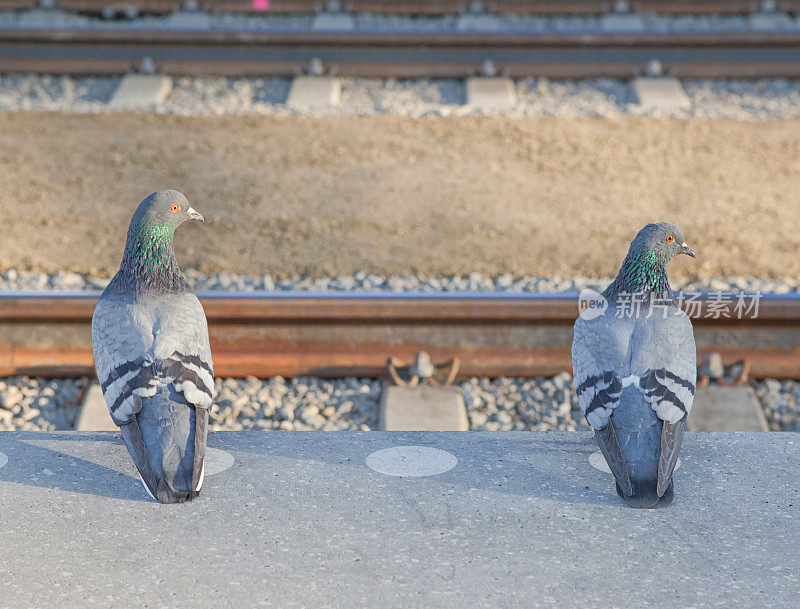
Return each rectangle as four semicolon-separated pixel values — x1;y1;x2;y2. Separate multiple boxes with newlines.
170;204;180;212
666;235;674;243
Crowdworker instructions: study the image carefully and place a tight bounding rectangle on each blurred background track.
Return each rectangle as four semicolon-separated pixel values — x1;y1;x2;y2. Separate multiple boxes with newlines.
4;30;800;78
1;113;798;280
3;1;800;16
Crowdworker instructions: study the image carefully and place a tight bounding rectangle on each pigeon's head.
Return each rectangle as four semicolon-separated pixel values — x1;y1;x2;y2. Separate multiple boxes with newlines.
132;190;204;232
630;222;695;265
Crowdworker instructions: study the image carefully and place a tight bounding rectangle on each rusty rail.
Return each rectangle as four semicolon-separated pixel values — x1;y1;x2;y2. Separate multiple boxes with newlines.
2;291;800;379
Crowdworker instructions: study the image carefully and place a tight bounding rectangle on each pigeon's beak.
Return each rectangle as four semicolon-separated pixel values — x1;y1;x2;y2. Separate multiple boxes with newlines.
680;242;695;258
186;207;204;223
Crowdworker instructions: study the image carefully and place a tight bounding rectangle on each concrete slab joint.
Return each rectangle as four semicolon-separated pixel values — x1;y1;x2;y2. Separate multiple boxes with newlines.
689;385;769;432
109;74;172;110
286;76;341;109
600;13;645;31
632;77;691;111
380;384;469;431
75;383;117;432
455;13;501;31
312;12;355;31
466;77;517;111
749;12;794;30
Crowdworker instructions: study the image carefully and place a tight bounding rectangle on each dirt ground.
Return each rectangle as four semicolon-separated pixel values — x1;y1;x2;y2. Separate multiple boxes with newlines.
1;112;798;280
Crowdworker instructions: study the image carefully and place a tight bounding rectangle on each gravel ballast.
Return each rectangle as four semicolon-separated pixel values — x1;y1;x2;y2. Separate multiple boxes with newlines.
3;373;797;433
0;374;587;433
0;377;86;431
753;379;800;432
4;76;800;119
1;269;798;295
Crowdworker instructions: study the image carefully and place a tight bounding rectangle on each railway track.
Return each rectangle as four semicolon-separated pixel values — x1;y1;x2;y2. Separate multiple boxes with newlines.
2;291;800;379
3;28;800;77
3;0;800;17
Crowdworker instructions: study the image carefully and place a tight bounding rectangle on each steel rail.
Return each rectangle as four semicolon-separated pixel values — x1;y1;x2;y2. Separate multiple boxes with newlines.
1;292;799;379
8;0;798;17
4;29;800;78
6;30;800;46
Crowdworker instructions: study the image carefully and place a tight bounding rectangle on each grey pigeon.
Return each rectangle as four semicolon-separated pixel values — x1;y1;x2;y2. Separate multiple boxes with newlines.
572;222;696;508
92;190;213;503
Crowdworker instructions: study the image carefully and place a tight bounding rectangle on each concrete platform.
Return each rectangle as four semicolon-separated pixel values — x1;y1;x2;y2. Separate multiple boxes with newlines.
0;431;797;608
286;76;341;109
108;74;172;110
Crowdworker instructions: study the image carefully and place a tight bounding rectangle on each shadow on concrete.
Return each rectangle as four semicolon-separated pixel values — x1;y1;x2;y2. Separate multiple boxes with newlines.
0;431;714;508
0;432;151;502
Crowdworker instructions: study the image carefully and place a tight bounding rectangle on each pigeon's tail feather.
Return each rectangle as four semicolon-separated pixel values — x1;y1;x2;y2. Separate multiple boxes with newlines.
594;424;632;497
610;387;663;509
121;389;205;504
658;419;685;497
616;477;660;508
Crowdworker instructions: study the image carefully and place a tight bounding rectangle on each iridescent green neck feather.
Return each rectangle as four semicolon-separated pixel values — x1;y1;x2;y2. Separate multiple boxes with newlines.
108;219;191;295
603;246;673;303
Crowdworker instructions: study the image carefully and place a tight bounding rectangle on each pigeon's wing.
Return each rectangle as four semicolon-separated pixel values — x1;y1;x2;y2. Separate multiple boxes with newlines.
633;308;696;424
572;314;630;430
150;293;214;410
92;295;157;425
630;308;696;498
150;296;214;499
573;313;633;494
91;292;214;425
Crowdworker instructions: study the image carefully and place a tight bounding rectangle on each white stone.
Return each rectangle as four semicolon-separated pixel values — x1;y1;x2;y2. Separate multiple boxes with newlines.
109;74;172;110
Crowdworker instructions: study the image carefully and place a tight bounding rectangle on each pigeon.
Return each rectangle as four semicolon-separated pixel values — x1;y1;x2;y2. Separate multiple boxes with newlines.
92;190;213;504
572;222;696;508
